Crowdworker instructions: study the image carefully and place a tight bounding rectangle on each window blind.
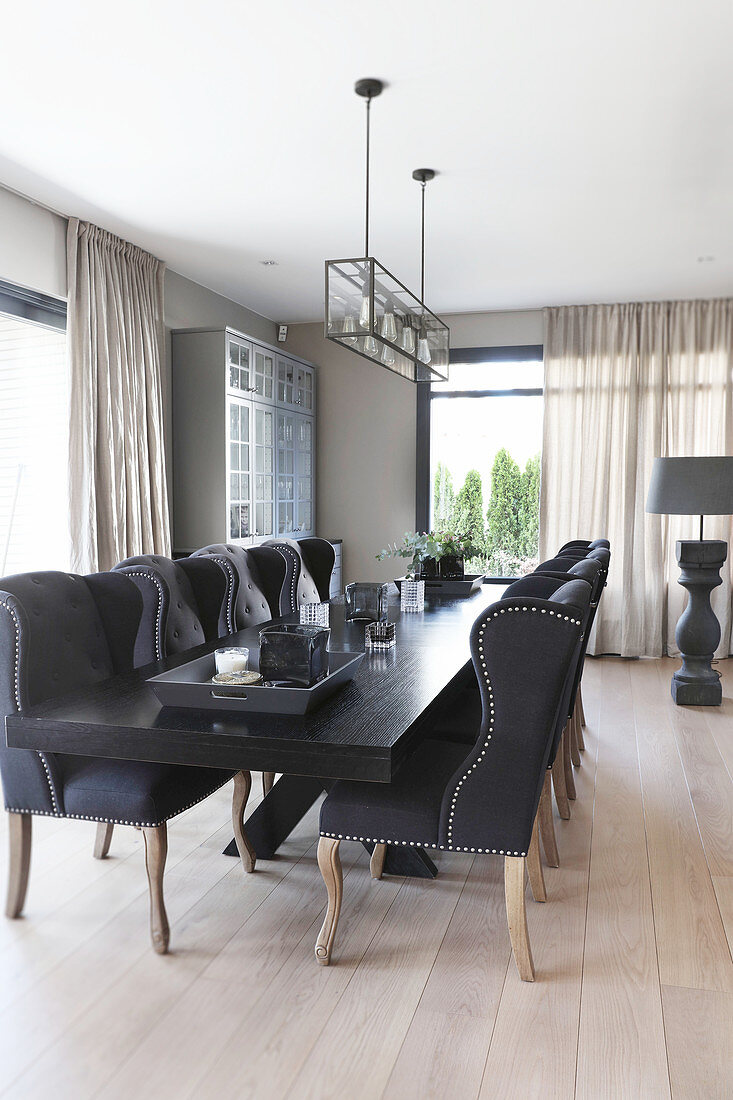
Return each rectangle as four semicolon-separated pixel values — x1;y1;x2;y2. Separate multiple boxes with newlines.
0;313;70;575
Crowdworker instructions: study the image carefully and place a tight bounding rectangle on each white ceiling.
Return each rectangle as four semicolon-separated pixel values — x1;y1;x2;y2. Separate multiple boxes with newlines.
2;0;732;322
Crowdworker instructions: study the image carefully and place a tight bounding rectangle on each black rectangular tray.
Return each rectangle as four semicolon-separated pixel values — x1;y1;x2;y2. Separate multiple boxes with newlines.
147;650;364;715
393;574;484;597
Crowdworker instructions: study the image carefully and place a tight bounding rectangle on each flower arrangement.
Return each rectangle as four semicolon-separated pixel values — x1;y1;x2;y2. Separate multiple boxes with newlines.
432;528;480;561
376;531;440;579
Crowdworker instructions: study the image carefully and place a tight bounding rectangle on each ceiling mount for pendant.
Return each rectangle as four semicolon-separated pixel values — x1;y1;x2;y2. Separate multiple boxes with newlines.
324;79;449;384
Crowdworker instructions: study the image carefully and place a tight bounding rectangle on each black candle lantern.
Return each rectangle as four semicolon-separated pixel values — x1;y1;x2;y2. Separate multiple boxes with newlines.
258;624;330;688
344;582;390;622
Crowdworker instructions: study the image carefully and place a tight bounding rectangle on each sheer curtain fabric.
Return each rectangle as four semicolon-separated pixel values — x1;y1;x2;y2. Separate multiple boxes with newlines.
540;300;733;657
67;218;171;573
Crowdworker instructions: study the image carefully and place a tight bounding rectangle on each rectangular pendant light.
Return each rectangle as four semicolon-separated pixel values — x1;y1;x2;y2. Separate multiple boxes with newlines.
325;257;449;383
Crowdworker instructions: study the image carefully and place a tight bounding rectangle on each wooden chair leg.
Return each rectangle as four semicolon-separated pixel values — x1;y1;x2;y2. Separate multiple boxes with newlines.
569;708;582;768
552;757;571;820
562;727;577;800
142;824;169;955
232;770;256;873
578;682;587;729
93;822;114;860
538;771;559;867
526;818;547;902
262;772;275;797
6;813;31;919
315;837;343;965
505;856;535;981
370;842;387;880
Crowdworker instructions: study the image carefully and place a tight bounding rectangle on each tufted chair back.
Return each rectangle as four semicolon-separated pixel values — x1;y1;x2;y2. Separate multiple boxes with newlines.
262;538;335;611
436;586;584;856
191;544;286;631
535;557;605;605
112;554;230;666
503;576;593;756
0;571;142;815
557;538;610;555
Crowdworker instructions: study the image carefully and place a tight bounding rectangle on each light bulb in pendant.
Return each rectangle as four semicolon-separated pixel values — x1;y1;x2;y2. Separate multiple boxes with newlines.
341;315;357;345
401;325;416;355
364;334;378;356
381;311;397;342
359;293;370;329
382;342;395;366
417;336;432;365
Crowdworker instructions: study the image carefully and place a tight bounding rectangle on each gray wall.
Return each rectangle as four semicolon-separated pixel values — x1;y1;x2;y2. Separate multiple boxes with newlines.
0;187;66;299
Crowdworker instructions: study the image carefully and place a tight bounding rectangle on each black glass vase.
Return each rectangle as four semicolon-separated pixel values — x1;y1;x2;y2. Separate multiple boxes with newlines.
418;557;439;579
344;582;390;622
439;555;465;580
258;623;330;687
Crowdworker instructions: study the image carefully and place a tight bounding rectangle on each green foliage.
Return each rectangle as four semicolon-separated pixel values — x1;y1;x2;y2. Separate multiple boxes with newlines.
484;448;541;574
376;531;440;578
518;453;541;558
453;469;486;555
433;462;455;529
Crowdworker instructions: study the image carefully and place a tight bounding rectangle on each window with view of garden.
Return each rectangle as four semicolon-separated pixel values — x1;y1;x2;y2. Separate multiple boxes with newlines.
429;353;543;579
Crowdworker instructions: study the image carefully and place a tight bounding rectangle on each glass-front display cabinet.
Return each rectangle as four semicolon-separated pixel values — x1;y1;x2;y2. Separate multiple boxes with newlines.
171;327;316;552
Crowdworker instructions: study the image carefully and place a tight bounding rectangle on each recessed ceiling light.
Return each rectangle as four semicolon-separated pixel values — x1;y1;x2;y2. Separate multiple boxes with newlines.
260;259;279;266
697;255;715;263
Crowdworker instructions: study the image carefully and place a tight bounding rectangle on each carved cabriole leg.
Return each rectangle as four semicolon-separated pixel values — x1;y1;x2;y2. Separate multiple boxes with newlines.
562;727;577;800
578;682;587;730
526;818;547;902
142;825;169;955
552;757;571;820
315;837;343;966
538;771;559;867
232;770;256;873
6;813;31;919
504;856;535;982
370;842;387;880
576;692;586;750
262;772;275;797
93;822;114;859
569;708;582;768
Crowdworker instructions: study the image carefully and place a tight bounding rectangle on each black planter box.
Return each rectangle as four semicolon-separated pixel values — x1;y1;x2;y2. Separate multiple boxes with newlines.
393;574;484;597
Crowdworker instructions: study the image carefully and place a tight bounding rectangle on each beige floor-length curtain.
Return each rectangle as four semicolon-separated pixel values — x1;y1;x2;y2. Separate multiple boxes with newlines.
67;218;171;572
540;299;733;657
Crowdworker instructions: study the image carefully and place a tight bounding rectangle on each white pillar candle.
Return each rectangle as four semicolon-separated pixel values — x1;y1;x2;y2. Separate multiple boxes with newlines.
215;647;249;675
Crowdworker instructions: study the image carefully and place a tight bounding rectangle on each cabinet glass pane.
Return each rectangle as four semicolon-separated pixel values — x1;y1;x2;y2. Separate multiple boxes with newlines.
298;502;312;532
298;477;312;500
230;404;239;440
230;443;239;470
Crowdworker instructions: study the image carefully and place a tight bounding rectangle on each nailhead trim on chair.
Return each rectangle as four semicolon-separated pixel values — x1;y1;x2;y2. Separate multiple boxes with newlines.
119;570;165;660
208;556;236;633
271;544;298;612
318;831;527;856
0;597;60;813
4;774;233;827
446;604;581;849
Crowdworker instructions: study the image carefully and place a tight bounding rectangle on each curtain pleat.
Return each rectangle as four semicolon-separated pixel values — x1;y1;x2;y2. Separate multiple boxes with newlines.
67;218;171;573
541;299;733;657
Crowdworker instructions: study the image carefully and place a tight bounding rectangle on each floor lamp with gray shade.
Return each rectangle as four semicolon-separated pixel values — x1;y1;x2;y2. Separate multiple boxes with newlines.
646;455;733;705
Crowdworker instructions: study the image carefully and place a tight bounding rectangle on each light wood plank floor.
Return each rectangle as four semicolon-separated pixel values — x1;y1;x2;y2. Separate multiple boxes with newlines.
1;657;731;1099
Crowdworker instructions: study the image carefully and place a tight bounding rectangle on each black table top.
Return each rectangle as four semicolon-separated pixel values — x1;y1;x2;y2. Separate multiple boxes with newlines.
5;586;506;783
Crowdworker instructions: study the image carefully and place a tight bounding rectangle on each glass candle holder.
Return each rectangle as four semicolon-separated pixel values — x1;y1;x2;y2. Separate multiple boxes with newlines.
344;582;390;622
365;621;396;650
299;601;330;627
214;647;249;675
400;579;425;613
258;624;330;688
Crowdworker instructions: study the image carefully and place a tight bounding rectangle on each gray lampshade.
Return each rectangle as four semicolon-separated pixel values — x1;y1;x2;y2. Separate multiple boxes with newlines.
646;456;733;515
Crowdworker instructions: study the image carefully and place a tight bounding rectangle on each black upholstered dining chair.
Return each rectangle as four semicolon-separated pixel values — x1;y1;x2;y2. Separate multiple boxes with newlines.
112;554;233;666
313;586;584;982
0;571;255;954
262;538;335;610
191;544;287;630
557;538;610;555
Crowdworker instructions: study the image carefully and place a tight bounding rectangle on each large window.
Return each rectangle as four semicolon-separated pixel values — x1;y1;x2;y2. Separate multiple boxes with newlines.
0;281;69;575
419;346;543;580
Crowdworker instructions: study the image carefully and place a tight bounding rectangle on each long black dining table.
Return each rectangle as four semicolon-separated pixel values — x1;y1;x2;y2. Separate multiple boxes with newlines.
5;584;505;878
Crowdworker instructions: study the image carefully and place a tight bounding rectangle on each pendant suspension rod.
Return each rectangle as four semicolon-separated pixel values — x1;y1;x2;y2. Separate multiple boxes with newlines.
355;80;384;259
365;95;371;257
412;168;436;305
420;180;426;303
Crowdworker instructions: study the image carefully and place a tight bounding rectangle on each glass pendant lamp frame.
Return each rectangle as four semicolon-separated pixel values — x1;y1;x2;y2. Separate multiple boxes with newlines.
324;78;449;384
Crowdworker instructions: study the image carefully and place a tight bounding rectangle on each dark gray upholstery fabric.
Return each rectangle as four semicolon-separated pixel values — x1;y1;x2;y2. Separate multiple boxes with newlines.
320;589;583;857
113;555;229;665
262;538;334;610
192;544;286;630
0;570;234;823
